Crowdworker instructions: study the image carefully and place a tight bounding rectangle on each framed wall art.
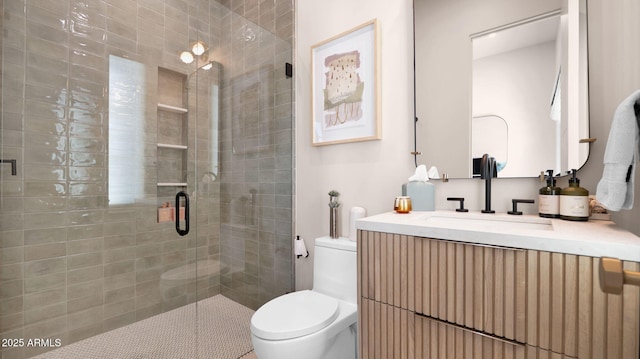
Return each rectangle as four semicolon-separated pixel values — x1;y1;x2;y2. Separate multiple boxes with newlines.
311;19;381;146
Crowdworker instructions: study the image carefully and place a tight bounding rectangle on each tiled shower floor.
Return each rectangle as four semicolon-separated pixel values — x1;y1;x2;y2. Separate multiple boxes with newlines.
31;295;255;359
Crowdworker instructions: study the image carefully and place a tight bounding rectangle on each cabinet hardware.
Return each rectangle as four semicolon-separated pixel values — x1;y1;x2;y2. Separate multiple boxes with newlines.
416;312;525;347
599;257;640;294
418;236;524;252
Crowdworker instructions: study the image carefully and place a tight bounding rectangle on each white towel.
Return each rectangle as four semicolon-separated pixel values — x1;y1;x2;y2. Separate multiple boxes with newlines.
596;90;640;211
294;236;309;258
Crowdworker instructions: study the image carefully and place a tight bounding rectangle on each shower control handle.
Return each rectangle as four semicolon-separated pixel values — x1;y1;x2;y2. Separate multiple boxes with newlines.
175;191;190;236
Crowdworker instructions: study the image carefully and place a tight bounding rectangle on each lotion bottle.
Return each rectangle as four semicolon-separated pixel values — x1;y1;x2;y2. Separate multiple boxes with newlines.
539;169;560;218
559;169;589;221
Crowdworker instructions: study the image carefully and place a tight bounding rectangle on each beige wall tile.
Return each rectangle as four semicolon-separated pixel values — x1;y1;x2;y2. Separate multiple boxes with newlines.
67;238;103;255
24;289;66;309
23;302;66;326
67;265;103;285
0;312;24;332
23;257;66;278
67;279;103;301
0;264;23;282
23;316;66;340
23;228;67;246
24;272;66;294
67;252;102;271
104;260;135;277
24;243;66;262
67;292;103;315
1;297;24;317
67;306;103;332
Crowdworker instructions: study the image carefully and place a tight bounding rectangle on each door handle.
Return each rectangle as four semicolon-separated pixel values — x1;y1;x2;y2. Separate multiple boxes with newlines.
599;257;640;294
175;191;190;236
1;159;17;175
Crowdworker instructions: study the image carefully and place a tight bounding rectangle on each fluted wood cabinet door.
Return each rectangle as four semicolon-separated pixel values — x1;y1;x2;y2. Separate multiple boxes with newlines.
361;300;577;359
412;236;528;342
357;230;640;359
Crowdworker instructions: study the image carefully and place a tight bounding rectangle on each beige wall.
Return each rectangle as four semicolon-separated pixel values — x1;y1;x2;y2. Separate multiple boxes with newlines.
581;0;640;233
295;0;640;289
294;0;415;288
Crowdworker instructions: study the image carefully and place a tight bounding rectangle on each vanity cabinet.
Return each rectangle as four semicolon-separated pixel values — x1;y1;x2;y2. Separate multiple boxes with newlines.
357;230;640;359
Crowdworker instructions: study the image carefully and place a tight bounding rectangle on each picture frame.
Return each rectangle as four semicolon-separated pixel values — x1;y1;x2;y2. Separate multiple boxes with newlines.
311;19;381;146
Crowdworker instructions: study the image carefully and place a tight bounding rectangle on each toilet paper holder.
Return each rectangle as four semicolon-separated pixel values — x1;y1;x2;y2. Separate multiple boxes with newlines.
295;235;309;258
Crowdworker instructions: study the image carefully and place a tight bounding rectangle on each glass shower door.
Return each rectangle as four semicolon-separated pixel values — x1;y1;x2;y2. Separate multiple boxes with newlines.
0;1;211;357
0;0;293;357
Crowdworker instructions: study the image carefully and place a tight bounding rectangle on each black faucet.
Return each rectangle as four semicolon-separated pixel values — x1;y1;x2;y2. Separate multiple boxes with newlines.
480;154;497;213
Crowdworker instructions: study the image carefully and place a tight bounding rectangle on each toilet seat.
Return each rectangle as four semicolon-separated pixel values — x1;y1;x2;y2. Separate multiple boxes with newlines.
251;290;340;340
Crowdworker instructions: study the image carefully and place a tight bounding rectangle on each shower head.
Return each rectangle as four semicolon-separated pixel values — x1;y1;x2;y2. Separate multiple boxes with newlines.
186;61;219;84
192;60;217;73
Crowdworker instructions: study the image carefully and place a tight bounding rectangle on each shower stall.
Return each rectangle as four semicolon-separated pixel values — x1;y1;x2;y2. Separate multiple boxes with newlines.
0;0;294;358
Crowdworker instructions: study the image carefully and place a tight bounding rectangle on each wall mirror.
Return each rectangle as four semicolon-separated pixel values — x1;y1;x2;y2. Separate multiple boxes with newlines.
413;0;589;178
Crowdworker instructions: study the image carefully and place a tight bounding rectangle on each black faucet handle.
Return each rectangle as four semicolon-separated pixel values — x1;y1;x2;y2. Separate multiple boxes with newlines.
447;197;469;212
508;199;535;215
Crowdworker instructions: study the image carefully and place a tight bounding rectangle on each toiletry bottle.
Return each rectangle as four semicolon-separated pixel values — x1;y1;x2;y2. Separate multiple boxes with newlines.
559;169;589;221
539;169;560;218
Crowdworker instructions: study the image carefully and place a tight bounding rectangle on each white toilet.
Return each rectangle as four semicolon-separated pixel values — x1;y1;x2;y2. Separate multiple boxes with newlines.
250;236;358;359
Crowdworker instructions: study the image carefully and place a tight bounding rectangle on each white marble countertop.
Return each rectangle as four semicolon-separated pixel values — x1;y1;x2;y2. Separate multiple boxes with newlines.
356;210;640;262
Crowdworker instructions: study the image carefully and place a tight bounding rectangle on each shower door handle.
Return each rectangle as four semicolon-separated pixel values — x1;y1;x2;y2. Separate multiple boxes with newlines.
175;191;190;236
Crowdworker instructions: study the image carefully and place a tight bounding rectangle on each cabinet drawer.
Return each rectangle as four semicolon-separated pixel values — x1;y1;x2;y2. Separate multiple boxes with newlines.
414;237;527;343
358;231;640;359
360;298;578;359
416;314;581;359
416;313;527;359
359;231;415;310
359;298;415;359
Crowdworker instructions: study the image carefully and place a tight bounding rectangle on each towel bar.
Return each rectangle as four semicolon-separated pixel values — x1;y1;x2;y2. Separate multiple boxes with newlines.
599;257;640;294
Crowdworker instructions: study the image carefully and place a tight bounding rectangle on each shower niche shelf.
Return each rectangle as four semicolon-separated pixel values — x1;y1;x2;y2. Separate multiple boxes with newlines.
157;67;189;223
157;102;188;113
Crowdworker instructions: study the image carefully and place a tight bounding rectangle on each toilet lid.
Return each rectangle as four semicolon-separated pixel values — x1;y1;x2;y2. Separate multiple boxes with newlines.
251;290;340;340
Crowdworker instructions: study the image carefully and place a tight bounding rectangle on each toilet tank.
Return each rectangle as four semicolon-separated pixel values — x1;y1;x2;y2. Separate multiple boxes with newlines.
312;236;357;304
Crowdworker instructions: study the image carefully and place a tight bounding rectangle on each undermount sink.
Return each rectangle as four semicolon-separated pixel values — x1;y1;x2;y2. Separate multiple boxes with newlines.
424;212;553;231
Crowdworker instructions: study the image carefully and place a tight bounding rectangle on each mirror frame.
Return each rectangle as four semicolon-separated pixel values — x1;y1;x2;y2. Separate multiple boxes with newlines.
412;0;591;178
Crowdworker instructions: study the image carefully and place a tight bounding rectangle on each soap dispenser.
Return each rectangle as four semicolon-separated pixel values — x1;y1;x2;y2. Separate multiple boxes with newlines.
539;169;560;218
559;169;589;221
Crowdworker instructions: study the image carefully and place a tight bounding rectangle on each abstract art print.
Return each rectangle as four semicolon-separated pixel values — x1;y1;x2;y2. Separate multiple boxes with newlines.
311;19;380;146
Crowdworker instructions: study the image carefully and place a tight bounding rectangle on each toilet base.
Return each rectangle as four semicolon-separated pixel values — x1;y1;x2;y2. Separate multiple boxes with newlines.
252;323;356;359
251;300;357;359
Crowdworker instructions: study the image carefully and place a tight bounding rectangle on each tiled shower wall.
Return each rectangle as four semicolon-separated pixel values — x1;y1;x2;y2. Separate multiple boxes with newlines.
217;1;294;310
0;0;294;358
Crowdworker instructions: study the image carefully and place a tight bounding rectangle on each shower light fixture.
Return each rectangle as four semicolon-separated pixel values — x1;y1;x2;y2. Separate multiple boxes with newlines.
180;51;194;64
180;41;209;65
192;41;206;56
